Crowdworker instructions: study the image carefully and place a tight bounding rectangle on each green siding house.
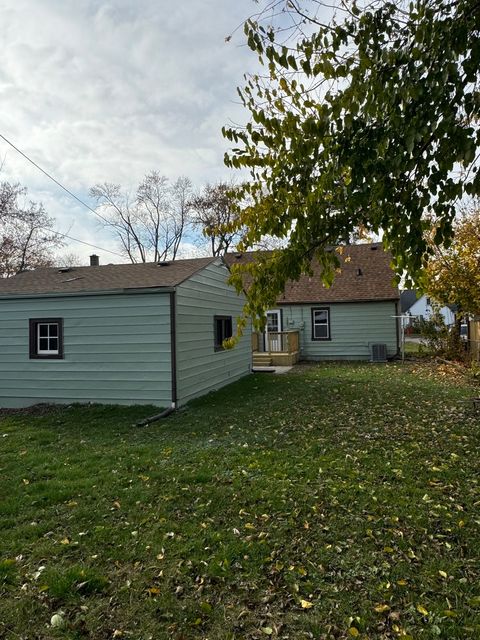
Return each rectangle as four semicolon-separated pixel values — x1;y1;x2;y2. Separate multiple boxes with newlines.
227;243;400;363
0;257;251;409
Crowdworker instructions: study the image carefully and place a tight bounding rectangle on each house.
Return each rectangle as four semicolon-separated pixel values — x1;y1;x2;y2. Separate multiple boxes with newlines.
0;256;251;409
400;290;456;327
226;243;400;364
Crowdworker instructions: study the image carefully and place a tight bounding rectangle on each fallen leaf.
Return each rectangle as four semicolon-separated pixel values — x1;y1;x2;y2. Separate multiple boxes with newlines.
374;604;390;613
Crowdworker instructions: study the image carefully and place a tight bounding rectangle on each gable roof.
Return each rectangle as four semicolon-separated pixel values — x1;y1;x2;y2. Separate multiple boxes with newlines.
400;289;419;313
0;257;217;297
225;243;399;304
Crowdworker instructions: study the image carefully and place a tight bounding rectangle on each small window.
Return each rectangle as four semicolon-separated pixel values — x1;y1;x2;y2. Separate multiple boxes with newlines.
29;318;64;359
311;308;330;340
214;316;233;351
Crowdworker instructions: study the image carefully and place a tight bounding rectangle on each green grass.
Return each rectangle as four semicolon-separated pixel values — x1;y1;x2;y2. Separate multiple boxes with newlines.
0;362;479;639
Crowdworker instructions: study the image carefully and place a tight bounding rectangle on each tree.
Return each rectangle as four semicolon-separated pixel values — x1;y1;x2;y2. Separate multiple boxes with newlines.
0;181;62;277
423;203;480;316
190;182;243;256
223;0;480;320
90;172;193;263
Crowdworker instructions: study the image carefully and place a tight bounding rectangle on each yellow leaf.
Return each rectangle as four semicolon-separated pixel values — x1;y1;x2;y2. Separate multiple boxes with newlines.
374;604;390;613
416;604;429;616
383;546;394;553
261;627;273;635
22;478;30;485
397;579;407;586
348;627;360;637
244;523;255;530
300;599;314;609
59;537;70;545
147;587;160;595
438;570;447;578
443;609;457;618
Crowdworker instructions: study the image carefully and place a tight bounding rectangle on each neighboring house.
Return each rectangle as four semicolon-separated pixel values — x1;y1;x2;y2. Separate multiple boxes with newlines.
0;256;251;409
400;290;456;327
226;243;400;363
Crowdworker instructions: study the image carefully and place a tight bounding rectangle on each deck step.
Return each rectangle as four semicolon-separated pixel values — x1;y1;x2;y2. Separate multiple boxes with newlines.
253;354;273;367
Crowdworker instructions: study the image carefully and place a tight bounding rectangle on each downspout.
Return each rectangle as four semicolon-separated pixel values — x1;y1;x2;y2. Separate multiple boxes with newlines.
170;291;178;409
395;300;401;357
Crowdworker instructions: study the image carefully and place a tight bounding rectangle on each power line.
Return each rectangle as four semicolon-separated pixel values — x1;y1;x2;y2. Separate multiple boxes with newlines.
0;132;124;259
0;133;104;220
49;228;125;259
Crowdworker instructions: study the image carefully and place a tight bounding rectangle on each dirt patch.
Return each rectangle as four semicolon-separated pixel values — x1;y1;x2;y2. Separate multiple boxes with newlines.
0;403;63;418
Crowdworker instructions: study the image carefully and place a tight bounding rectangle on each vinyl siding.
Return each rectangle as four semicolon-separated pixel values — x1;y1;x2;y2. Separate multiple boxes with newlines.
175;260;251;405
0;292;172;408
280;301;399;360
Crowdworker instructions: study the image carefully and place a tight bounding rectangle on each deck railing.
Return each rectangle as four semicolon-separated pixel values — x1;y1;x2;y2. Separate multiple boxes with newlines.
252;330;299;354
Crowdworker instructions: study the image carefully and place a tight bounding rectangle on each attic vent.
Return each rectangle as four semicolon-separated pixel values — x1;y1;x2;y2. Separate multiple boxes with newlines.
357;268;363;276
157;261;171;267
58;267;71;273
370;343;387;363
235;254;242;260
370;246;378;250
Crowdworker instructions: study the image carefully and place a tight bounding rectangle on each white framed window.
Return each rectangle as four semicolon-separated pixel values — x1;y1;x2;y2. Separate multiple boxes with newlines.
311;308;330;340
29;318;64;359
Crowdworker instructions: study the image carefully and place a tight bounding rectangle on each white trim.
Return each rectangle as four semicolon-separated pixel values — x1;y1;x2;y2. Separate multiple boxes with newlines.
37;322;60;355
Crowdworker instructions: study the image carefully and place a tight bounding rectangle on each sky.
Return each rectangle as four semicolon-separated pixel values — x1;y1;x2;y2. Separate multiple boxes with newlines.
0;0;263;264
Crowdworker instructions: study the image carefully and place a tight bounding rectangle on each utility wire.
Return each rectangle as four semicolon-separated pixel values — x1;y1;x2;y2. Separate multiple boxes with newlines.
0;132;125;258
0;133;104;220
49;228;125;259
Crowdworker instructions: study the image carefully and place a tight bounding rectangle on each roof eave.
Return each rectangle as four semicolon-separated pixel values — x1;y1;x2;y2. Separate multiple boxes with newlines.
0;286;176;301
277;296;400;305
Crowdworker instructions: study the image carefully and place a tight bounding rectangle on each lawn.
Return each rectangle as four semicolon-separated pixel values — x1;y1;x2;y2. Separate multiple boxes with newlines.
0;362;479;640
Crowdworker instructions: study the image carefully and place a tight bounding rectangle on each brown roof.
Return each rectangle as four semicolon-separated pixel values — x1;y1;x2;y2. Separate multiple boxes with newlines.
225;244;399;304
0;257;217;296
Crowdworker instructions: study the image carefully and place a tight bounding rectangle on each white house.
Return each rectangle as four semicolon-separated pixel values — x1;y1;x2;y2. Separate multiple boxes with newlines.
401;291;455;327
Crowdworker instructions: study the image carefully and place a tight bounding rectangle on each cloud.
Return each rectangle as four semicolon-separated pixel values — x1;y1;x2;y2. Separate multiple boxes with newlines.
0;0;259;262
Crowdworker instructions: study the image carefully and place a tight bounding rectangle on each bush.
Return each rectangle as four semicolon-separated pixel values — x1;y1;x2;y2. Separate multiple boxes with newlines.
418;310;466;361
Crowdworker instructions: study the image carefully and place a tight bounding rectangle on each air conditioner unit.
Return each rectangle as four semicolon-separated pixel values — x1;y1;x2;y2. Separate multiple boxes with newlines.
370;343;387;363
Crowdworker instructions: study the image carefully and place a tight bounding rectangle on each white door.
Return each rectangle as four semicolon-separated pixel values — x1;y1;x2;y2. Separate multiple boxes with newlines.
265;310;282;352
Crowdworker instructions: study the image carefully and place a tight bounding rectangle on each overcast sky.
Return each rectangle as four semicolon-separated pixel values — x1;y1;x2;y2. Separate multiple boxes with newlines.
0;0;262;263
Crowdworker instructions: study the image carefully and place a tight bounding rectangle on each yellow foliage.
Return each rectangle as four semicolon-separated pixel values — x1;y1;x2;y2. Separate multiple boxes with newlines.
424;205;480;315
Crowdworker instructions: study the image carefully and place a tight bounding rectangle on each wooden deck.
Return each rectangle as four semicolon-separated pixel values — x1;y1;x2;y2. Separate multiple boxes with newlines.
252;331;300;366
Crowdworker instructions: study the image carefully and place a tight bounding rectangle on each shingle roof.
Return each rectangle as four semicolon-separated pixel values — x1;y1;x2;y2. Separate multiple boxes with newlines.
400;289;420;313
225;243;399;304
0;257;217;296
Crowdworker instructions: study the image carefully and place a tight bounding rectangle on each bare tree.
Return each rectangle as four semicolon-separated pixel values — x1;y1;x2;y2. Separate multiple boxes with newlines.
55;251;83;267
0;181;62;277
90;172;193;263
190;182;243;257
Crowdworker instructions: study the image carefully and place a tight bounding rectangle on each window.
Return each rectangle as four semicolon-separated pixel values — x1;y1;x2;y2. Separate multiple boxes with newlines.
29;318;64;359
311;308;330;340
214;316;233;351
